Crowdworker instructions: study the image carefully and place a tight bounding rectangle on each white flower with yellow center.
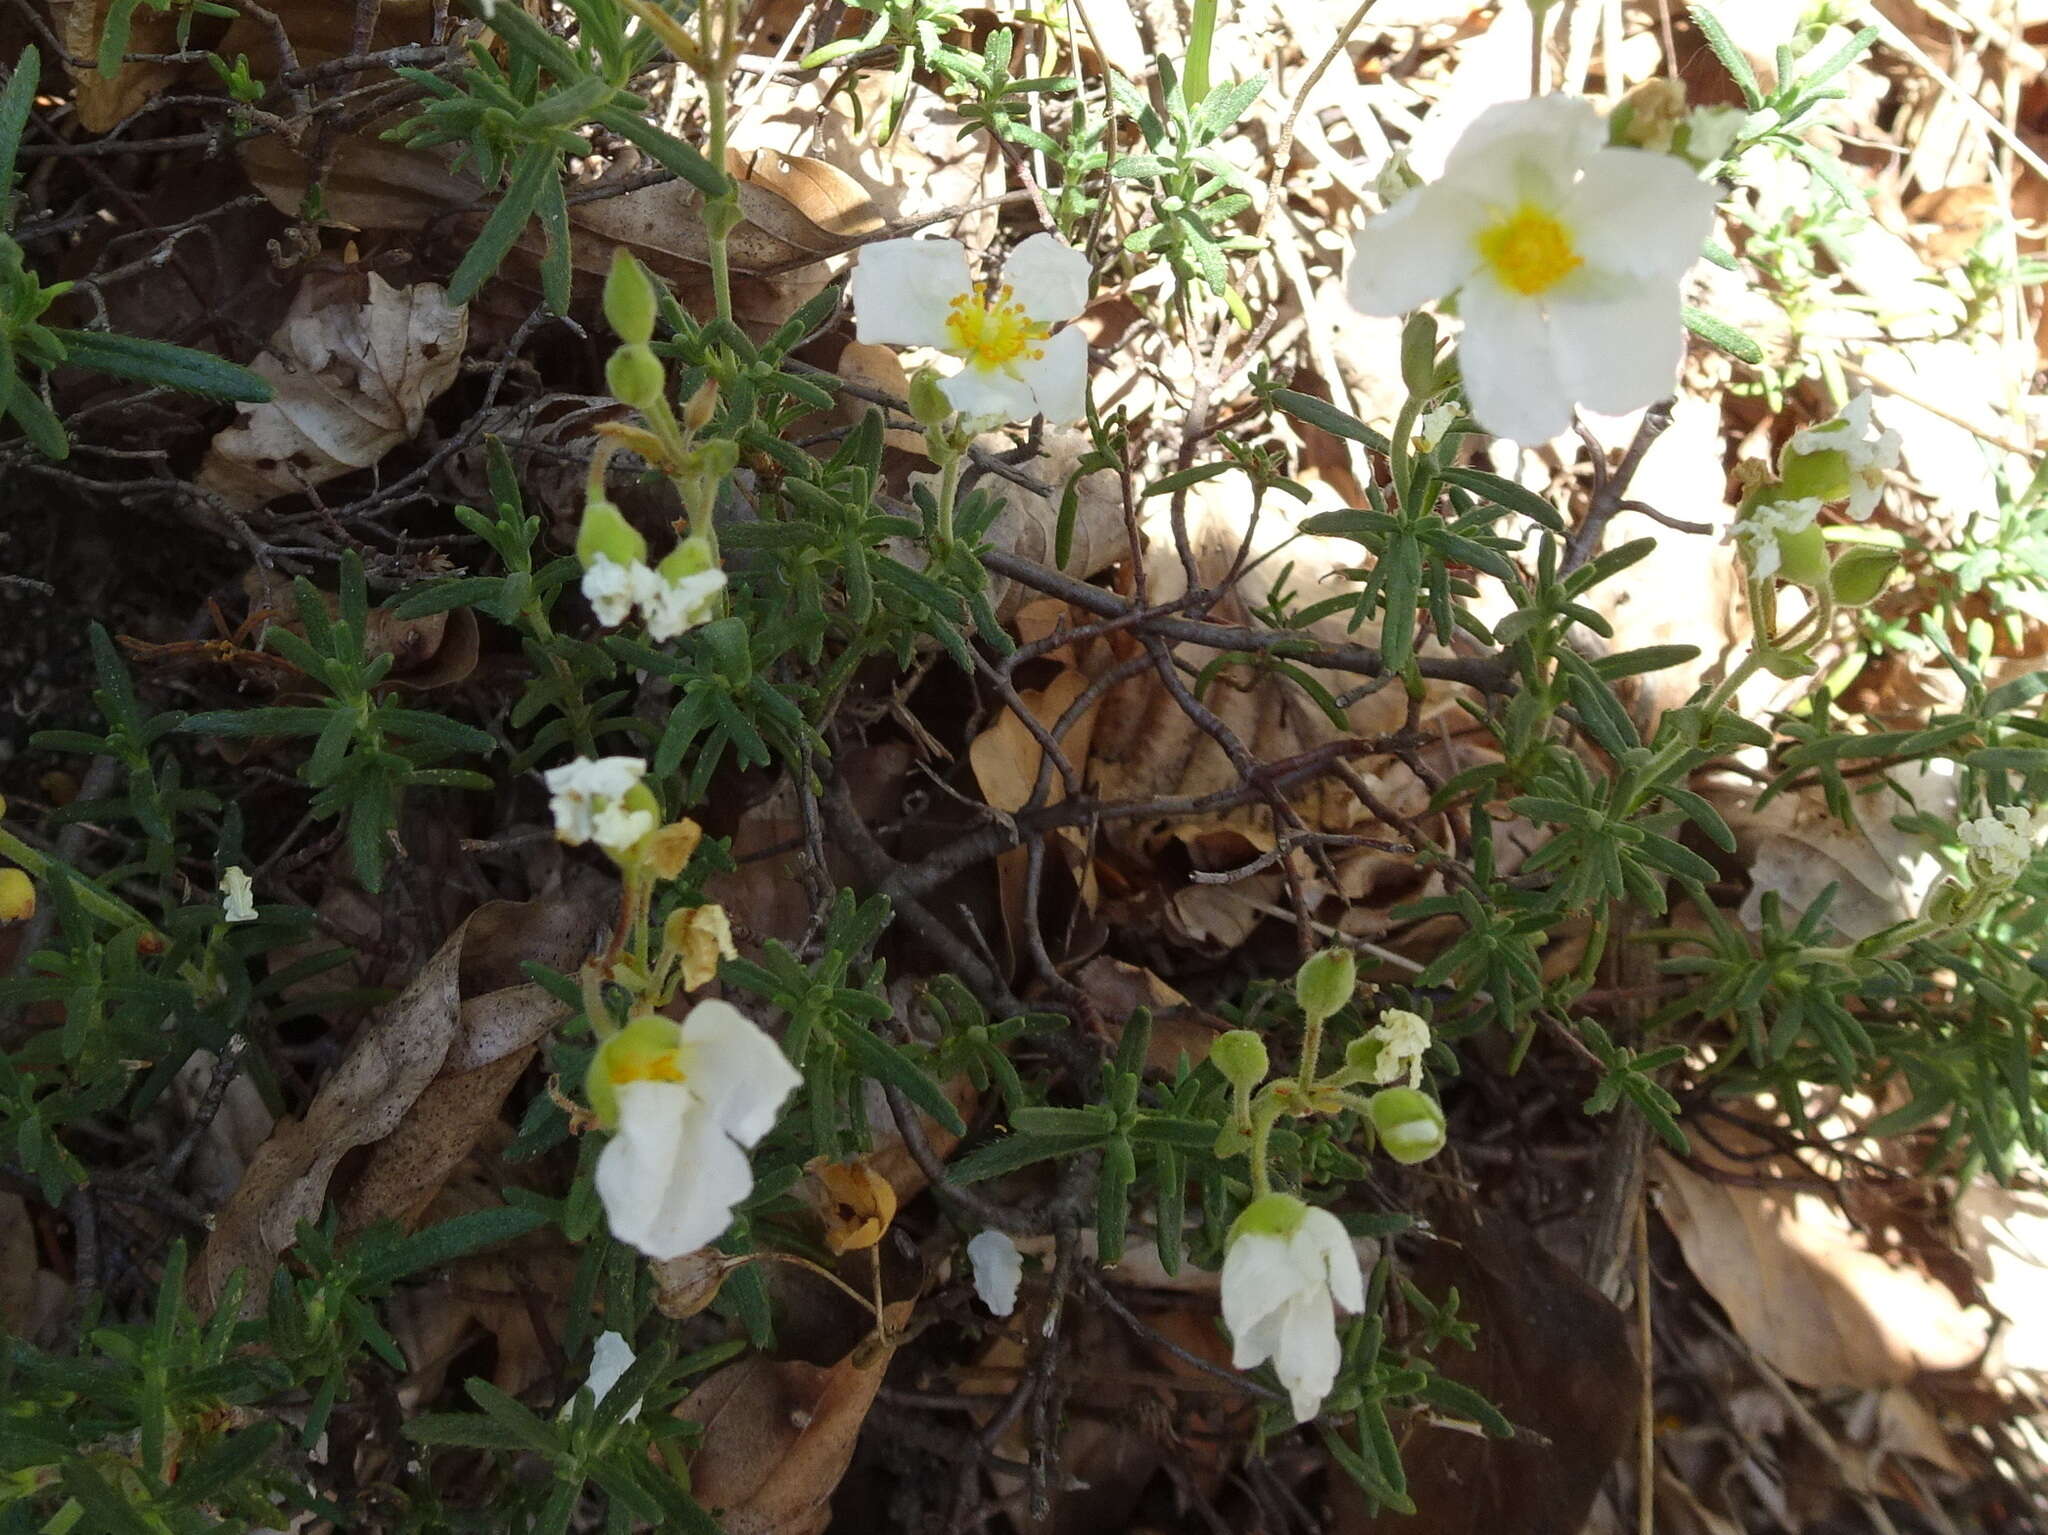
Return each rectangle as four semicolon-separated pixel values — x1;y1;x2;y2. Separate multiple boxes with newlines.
588;1004;803;1261
1959;804;2048;886
1784;392;1900;521
1348;96;1720;445
1221;1194;1364;1423
544;756;655;853
851;233;1091;426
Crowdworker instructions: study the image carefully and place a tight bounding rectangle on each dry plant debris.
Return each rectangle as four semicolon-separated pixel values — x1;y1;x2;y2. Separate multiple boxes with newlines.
4;1;2048;1533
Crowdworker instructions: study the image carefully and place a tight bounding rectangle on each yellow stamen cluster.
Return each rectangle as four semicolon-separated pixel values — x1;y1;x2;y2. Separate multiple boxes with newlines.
944;283;1049;372
1476;204;1583;297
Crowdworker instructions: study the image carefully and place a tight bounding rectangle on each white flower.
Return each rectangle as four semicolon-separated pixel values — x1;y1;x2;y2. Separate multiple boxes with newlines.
219;866;257;923
1959;804;2048;886
1362;1009;1431;1088
642;566;727;641
585;1330;641;1422
1786;392;1900;521
1733;496;1821;580
967;1230;1023;1317
851;233;1091;426
1414;402;1459;452
593;1001;803;1261
1348;96;1720;445
545;756;654;852
582;553;654;628
1222;1196;1364;1423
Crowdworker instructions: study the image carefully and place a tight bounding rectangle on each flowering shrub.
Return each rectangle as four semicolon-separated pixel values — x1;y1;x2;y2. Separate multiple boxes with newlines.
2;1;2045;1531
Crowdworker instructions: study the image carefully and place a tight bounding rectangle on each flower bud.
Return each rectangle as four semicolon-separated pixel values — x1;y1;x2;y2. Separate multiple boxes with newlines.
586;1014;688;1130
684;377;719;432
1210;1029;1269;1091
1399;311;1439;398
604;250;658;345
0;868;34;923
658;534;717;583
576;498;647;571
1367;1086;1446;1165
1828;542;1902;607
1294;946;1356;1024
908;365;954;429
607;342;668;414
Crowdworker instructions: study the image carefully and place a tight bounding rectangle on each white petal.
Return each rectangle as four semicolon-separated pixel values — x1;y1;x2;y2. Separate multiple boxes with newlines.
1347;183;1486;316
582;555;640;627
1015;326;1088;423
597;1079;755;1259
591;804;655;852
1002;233;1091;324
1298;1207;1365;1315
967;1230;1024;1317
643;568;726;641
1443;95;1605;203
852;239;972;349
941;362;1039;426
1455;280;1572;445
220;866;257;923
1566;149;1719;280
1548;276;1684;420
676;999;801;1146
587;1331;642;1421
1549;275;1685;413
1276;1291;1341;1423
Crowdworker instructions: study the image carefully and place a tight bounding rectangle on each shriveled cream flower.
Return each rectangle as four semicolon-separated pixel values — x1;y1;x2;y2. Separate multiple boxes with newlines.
1733;496;1821;581
1348;96;1720;445
1959;804;2048;886
1361;1009;1431;1089
1221;1195;1364;1423
967;1229;1023;1317
582;554;654;628
643;566;726;641
1784;392;1900;521
545;756;655;853
851;233;1091;426
220;866;257;924
589;1003;802;1261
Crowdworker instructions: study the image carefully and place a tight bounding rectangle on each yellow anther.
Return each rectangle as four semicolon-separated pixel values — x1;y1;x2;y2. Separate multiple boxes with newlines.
1475;204;1583;297
944;284;1050;373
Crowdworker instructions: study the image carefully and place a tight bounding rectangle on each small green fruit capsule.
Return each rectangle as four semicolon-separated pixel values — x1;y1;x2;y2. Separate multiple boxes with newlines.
576;498;647;571
604;250;658;345
1828;543;1902;607
1773;521;1830;589
1294;946;1357;1024
1367;1086;1446;1165
607;343;668;413
1210;1029;1270;1091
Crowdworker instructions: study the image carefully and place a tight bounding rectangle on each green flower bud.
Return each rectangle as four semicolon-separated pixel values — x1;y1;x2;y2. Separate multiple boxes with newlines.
1294;946;1357;1024
604;250;658;345
1827;542;1901;607
908;366;953;429
587;1014;688;1129
1399;311;1439;398
576;498;647;571
607;343;668;414
1227;1191;1307;1244
1210;1029;1269;1091
1367;1086;1446;1165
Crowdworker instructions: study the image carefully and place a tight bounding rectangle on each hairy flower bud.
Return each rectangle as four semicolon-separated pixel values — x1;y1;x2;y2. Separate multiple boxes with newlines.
1828;542;1902;607
1294;946;1357;1025
1210;1029;1270;1092
1367;1086;1447;1165
576;499;647;572
603;250;658;345
0;868;34;923
607;343;668;414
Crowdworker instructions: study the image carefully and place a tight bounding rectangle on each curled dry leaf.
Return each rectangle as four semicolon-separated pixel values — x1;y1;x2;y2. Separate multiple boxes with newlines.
192;899;594;1314
804;1156;899;1255
678;1300;915;1535
199;271;467;511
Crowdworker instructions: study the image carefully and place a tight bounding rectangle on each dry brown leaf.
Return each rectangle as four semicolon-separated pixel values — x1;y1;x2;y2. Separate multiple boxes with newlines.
679;1300;914;1535
45;0;182;133
0;1192;67;1347
168;1050;275;1209
1954;1173;2048;1382
1655;1147;1987;1389
192;899;591;1313
198;271;467;511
